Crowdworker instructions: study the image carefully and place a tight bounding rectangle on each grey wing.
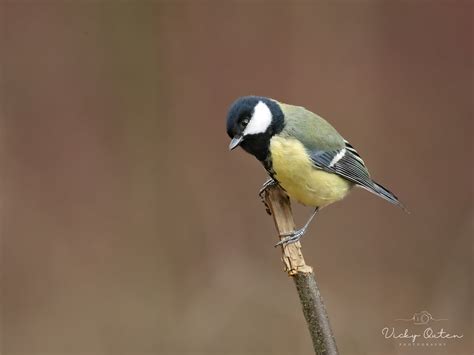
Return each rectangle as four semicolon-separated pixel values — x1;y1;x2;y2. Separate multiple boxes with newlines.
310;140;403;207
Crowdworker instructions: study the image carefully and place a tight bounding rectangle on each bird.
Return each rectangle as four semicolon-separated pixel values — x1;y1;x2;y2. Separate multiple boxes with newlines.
226;96;406;246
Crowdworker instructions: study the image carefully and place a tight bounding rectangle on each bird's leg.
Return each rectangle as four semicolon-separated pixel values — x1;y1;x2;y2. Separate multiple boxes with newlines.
259;178;278;215
275;207;320;247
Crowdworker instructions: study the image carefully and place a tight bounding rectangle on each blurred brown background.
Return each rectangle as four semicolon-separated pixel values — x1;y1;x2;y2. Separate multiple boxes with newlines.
0;1;472;355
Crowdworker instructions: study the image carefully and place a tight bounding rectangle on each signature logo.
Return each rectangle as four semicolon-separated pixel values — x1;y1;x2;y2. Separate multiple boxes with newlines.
395;311;448;325
381;310;464;348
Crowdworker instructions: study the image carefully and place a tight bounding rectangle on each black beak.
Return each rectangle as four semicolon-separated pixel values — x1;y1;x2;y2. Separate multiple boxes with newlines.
228;135;243;151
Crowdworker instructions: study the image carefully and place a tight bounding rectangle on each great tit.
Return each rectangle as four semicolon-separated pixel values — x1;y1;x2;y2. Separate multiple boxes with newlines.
226;96;405;246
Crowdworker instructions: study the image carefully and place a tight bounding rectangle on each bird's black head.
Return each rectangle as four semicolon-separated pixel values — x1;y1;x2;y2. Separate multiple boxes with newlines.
226;96;284;161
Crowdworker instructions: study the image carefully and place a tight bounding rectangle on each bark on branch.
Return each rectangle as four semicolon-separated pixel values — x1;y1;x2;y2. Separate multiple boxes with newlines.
263;185;338;355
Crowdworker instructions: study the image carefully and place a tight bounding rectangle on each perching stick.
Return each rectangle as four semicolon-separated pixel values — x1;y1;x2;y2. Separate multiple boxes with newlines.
263;184;338;355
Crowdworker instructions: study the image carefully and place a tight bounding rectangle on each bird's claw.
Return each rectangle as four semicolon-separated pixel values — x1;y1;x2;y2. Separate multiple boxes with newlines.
259;178;277;215
259;178;277;198
274;207;319;247
274;229;306;247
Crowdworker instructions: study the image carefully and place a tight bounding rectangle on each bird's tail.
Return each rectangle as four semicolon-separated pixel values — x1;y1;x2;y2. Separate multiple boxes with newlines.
370;181;409;213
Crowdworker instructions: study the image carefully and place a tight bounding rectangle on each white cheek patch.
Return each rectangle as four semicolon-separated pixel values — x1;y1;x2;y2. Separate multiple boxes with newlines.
244;101;272;135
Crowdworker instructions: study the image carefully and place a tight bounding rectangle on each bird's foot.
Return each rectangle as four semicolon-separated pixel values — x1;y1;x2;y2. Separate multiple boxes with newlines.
259;178;278;199
274;207;319;247
259;178;278;215
275;228;307;247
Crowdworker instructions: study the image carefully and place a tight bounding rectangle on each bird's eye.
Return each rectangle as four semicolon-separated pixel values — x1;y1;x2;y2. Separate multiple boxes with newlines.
240;118;249;128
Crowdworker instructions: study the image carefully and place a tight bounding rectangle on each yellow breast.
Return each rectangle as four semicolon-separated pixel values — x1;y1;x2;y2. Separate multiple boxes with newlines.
269;136;353;207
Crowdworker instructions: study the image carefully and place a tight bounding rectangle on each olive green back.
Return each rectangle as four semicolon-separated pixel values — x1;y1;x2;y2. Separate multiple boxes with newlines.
277;102;345;152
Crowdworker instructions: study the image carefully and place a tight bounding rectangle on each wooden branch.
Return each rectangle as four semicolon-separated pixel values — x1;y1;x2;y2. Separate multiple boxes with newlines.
264;185;339;355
